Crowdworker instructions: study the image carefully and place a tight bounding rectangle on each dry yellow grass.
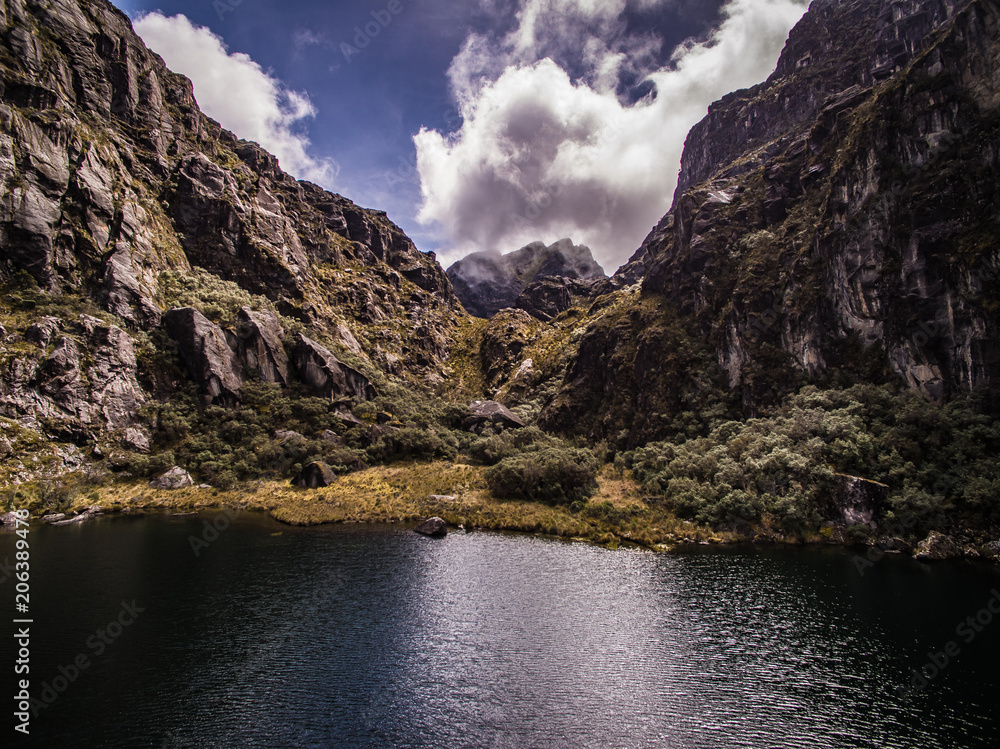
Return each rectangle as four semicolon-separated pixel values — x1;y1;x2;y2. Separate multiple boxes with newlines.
59;461;738;549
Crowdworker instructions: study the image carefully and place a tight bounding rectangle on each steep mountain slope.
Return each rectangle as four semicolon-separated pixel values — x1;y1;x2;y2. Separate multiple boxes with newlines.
0;0;465;481
543;0;1000;441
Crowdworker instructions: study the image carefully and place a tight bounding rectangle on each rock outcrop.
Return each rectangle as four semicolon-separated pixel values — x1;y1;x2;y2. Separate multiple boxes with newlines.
515;276;613;321
291;461;337;488
0;313;147;443
164;308;242;406
464;401;526;433
48;505;102;525
830;474;889;526
234;306;291;386
149;467;194;490
914;531;962;561
479;310;539;392
292;335;376;401
448;239;606;318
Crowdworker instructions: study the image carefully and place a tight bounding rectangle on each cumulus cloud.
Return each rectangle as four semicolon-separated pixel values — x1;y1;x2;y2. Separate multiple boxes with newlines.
134;13;337;187
415;0;808;270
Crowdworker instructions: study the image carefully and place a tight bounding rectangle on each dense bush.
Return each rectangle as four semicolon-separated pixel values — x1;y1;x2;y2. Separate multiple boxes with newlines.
127;377;486;483
467;426;558;466
485;447;599;504
628;384;1000;535
367;427;459;463
132;381;369;484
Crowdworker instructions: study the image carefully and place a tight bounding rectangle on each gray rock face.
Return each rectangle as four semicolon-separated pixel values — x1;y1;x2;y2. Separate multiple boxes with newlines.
0;0;464;394
234;306;290;386
163;308;242;406
414;516;447;538
515;276;613;321
292;460;337;488
448;239;606;318
0;314;146;439
673;0;971;199
150;466;194;490
914;531;962;561
465;401;526;432
643;0;999;407
292;334;376;401
543;0;1000;438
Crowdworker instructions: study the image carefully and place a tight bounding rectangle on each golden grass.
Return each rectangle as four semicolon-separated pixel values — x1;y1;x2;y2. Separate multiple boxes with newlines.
60;461;740;550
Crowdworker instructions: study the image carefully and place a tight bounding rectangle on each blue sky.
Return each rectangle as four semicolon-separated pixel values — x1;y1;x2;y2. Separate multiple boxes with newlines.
110;0;808;271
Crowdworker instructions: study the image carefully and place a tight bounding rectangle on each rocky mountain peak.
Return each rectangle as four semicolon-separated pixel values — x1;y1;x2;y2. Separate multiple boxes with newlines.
447;239;606;319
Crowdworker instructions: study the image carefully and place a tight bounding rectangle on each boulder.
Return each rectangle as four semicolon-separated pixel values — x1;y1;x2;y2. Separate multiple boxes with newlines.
914;531;962;561
292;334;376;401
234;306;291;386
292;461;337;488
163;308;242;405
25;317;62;347
464;400;526;432
150;466;195;490
414;516;448;538
274;429;306;444
121;427;150;452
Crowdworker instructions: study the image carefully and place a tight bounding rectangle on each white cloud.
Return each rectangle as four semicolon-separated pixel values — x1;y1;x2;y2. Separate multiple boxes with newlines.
415;0;808;270
133;13;337;187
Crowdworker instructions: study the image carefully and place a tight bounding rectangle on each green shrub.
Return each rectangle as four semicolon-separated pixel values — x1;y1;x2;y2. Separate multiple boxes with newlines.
627;383;1000;536
467;425;557;465
485;447;599;504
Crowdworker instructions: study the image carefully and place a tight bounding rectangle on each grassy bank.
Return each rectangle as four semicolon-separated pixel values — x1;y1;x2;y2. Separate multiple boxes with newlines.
47;463;747;550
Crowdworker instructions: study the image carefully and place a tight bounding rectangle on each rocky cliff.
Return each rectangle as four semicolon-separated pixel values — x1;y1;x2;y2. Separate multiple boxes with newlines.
0;0;465;482
543;0;1000;441
447;238;607;319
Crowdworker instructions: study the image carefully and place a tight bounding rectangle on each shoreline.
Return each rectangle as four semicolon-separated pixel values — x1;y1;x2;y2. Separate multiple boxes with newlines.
11;461;996;564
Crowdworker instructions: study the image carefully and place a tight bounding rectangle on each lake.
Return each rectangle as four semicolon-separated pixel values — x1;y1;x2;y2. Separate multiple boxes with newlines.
4;512;1000;747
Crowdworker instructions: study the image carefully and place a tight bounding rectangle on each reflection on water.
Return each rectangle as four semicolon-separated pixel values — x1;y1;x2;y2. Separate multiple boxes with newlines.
5;514;1000;748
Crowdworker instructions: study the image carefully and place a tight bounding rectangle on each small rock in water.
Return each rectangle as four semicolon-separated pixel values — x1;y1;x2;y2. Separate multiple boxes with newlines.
50;506;103;526
414;517;447;538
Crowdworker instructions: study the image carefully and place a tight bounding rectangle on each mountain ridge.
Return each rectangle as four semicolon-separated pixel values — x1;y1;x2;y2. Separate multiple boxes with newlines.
541;0;1000;441
447;238;607;319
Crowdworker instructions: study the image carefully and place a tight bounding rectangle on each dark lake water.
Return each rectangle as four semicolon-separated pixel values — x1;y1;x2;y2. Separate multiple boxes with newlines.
4;512;1000;748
